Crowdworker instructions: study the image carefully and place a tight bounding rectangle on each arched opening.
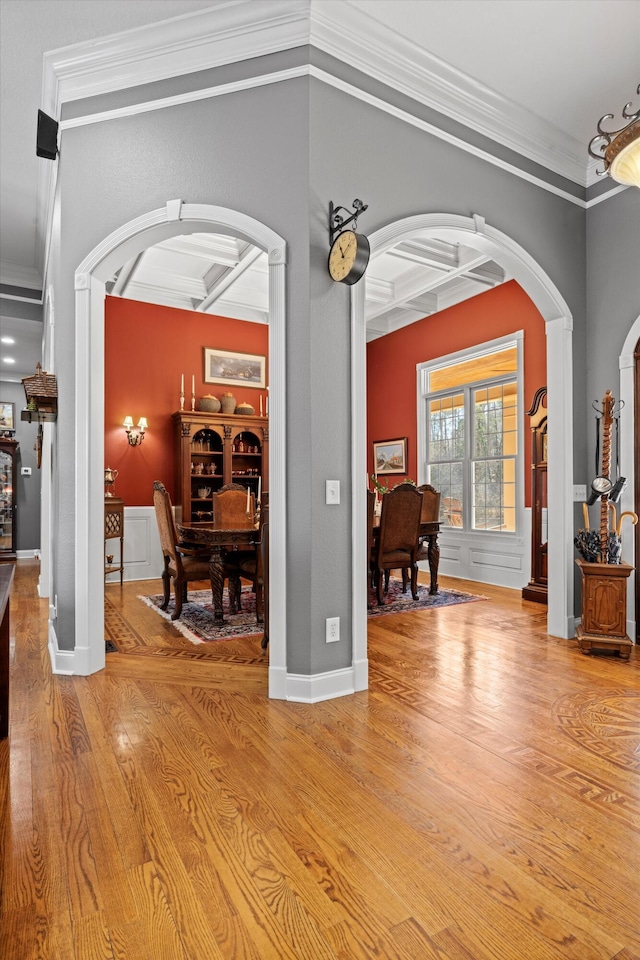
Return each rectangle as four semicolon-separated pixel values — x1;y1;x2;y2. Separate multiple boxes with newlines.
351;213;576;678
65;202;288;698
619;315;640;641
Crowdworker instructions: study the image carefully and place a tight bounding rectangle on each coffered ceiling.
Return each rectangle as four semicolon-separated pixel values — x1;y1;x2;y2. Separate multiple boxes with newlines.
1;0;638;374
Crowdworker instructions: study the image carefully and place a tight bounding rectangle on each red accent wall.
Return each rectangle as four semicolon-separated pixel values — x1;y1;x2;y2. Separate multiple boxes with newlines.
105;297;268;505
366;281;546;507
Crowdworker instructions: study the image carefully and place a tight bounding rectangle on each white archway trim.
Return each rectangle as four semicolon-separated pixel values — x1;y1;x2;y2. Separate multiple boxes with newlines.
619;314;640;642
62;202;288;695
352;213;575;674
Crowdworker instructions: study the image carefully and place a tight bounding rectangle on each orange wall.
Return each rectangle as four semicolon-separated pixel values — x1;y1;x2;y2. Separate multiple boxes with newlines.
105;297;268;505
366;281;546;507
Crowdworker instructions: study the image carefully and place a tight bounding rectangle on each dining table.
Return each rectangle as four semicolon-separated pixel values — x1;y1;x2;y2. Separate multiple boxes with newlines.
372;517;441;594
176;518;258;623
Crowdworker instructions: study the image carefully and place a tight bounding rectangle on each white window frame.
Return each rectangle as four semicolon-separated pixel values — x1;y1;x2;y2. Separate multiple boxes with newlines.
417;332;525;543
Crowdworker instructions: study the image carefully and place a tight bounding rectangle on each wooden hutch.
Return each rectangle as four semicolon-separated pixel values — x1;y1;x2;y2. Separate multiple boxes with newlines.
172;411;268;525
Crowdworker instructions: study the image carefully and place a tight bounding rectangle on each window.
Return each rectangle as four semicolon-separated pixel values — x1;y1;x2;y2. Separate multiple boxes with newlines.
420;339;521;534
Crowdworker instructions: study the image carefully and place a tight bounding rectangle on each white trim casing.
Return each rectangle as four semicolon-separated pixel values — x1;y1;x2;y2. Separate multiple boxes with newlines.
619;315;640;642
416;331;526;587
68;203;289;690
351;213;575;662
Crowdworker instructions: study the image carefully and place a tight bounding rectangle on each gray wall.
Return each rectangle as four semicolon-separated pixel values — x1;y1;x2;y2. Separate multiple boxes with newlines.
50;48;600;666
586;188;640;479
0;379;41;552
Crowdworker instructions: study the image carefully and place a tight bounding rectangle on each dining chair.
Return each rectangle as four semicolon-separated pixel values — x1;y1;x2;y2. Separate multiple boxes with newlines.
224;503;269;625
416;483;441;563
153;480;212;620
214;483;255;526
371;482;423;605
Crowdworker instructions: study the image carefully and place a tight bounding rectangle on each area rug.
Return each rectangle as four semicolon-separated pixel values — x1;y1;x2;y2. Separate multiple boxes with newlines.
140;580;486;644
367;579;486;618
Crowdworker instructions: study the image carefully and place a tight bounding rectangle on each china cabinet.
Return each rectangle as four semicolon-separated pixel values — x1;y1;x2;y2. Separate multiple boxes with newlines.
172;411;268;525
522;387;547;603
0;438;18;561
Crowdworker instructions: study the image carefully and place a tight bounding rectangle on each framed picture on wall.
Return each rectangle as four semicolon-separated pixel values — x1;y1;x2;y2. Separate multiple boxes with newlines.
373;437;407;475
203;348;266;389
0;401;15;432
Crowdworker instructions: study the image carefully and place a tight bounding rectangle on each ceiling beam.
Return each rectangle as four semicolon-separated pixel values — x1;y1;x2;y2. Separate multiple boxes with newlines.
111;252;145;297
196;245;262;313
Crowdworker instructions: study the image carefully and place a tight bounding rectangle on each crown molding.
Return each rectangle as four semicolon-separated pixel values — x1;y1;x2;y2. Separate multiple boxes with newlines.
38;0;596;279
0;259;43;291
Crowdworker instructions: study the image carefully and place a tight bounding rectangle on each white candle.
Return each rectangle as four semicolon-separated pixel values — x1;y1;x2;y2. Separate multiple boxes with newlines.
181;373;184;393
246;486;250;514
259;395;263;417
265;395;269;416
257;476;261;503
192;374;195;395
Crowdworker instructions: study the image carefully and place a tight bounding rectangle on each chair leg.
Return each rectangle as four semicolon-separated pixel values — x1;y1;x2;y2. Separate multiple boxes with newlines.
160;562;171;610
173;576;184;620
401;567;408;593
384;569;390;592
376;569;384;606
228;577;239;613
255;580;264;623
410;562;419;600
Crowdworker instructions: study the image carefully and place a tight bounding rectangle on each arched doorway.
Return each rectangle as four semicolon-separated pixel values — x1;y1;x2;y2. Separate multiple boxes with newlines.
69;202;288;698
619;316;640;641
351;213;576;677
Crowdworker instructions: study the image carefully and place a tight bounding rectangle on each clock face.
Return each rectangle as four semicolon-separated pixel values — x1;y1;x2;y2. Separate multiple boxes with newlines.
591;475;613;494
328;230;370;284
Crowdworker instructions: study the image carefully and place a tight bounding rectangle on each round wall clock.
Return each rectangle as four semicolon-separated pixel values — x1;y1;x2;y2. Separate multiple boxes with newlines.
328;229;370;285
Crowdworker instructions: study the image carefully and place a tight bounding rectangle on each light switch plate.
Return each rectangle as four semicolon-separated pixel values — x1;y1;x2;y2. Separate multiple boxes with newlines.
21;467;32;476
573;484;587;501
326;480;340;505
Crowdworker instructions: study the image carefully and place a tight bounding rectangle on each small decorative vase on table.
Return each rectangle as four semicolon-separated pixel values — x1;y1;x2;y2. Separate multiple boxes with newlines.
220;392;236;414
198;394;221;413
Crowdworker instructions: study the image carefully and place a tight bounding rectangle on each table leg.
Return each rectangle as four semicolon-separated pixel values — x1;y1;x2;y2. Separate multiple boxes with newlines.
209;545;226;623
427;533;440;595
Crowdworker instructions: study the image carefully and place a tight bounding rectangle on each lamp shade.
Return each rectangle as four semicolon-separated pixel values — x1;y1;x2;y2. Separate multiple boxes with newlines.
607;121;640;187
123;416;134;428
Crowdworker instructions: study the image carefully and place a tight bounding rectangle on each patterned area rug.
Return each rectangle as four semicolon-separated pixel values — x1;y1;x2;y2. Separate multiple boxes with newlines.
140;580;486;644
367;579;486;618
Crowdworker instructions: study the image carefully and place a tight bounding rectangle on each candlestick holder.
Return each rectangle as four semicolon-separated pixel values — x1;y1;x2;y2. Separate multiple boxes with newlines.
191;393;195;411
180;391;185;411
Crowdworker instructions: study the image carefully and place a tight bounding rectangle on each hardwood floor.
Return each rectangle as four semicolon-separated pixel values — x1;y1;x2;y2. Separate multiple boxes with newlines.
1;559;639;960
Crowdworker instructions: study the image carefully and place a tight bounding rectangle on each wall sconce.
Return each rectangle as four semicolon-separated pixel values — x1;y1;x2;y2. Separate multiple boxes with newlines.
123;416;147;446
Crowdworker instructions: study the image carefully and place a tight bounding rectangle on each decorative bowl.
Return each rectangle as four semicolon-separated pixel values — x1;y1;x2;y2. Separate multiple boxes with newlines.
235;401;255;416
198;395;221;413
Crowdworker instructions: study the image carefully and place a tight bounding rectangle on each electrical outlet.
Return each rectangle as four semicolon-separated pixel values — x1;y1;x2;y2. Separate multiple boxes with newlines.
326;616;340;642
21;466;32;476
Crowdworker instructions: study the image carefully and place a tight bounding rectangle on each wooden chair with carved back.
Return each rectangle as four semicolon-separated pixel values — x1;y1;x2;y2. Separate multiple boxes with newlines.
372;482;422;605
153;480;211;620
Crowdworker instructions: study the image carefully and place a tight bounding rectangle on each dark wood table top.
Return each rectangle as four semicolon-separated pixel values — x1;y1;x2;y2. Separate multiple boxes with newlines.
176;520;258;549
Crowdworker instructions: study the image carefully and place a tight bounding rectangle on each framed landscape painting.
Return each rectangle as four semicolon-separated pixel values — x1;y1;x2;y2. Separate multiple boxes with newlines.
373;437;407;475
0;401;15;431
203;348;266;389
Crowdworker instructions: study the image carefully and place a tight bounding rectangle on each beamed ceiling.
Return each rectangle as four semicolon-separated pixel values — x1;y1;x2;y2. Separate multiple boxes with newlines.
107;232;505;342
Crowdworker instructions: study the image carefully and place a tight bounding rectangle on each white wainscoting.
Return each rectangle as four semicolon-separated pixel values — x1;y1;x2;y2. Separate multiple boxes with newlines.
424;507;532;590
105;506;163;583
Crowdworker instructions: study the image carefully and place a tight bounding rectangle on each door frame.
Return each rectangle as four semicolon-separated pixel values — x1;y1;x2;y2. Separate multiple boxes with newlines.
351;213;576;678
66;201;289;697
619;315;640;641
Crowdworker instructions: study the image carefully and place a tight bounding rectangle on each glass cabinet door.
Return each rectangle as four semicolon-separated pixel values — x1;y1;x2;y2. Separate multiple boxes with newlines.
0;446;16;558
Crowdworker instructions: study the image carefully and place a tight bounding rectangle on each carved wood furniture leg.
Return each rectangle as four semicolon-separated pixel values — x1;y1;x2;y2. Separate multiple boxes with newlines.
427;533;440;595
209;545;226;623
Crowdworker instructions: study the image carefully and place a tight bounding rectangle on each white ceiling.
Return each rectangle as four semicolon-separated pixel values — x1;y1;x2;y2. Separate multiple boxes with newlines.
1;0;638;376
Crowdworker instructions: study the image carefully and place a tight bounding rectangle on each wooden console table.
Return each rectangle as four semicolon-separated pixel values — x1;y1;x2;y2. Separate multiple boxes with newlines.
575;559;633;659
104;497;125;585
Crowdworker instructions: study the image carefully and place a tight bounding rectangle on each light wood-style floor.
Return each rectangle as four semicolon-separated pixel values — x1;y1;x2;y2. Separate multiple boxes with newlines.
1;560;639;960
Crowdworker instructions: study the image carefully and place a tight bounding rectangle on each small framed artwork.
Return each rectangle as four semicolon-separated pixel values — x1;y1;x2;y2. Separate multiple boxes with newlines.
0;401;15;432
373;437;407;475
203;348;266;389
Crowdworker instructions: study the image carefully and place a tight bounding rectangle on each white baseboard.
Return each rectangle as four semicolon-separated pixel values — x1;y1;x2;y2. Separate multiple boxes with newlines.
285;666;357;703
16;549;38;559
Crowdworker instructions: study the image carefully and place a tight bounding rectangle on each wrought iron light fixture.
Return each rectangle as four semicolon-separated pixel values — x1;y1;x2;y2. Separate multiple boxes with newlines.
123;415;147;446
588;85;640;188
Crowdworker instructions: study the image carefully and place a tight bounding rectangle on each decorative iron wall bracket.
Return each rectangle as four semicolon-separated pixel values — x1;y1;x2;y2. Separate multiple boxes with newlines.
329;199;368;244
